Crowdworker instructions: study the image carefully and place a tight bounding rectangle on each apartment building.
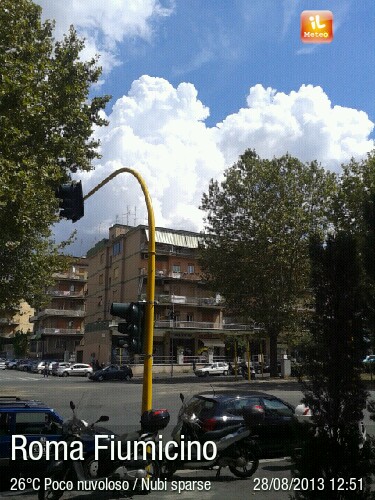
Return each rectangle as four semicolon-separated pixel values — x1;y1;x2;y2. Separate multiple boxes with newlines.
0;301;34;357
30;258;88;360
80;224;254;365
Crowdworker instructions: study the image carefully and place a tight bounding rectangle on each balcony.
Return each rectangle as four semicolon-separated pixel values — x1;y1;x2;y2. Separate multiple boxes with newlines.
154;320;253;331
31;309;85;321
46;290;85;298
38;328;83;336
52;272;86;281
144;294;224;306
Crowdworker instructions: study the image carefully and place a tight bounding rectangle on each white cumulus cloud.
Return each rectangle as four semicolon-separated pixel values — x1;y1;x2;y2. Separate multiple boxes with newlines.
55;78;373;254
215;84;374;169
36;0;174;73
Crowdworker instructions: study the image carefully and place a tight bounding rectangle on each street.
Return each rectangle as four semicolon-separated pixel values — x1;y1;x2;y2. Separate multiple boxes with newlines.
0;370;374;499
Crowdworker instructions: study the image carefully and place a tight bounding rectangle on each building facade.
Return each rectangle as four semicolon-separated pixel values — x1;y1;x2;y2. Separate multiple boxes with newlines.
80;224;255;366
0;301;35;357
30;259;88;360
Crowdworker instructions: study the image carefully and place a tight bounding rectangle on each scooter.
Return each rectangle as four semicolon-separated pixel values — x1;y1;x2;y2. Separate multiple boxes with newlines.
160;393;259;480
38;402;169;500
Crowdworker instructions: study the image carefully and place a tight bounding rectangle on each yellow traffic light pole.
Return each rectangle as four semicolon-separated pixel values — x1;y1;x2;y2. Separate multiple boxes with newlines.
84;167;155;413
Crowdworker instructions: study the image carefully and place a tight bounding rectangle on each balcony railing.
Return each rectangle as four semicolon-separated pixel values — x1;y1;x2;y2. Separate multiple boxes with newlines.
52;272;86;281
38;328;83;335
31;309;85;321
46;290;85;297
154;320;253;331
142;294;224;306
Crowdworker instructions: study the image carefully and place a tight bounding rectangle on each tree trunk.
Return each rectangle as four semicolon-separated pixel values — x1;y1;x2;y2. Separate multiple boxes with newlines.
268;325;279;377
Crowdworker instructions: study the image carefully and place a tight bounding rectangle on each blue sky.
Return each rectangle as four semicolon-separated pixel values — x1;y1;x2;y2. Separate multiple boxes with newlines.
35;0;375;255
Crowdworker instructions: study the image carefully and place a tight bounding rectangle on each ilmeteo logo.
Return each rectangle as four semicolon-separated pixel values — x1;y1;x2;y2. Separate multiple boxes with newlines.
300;11;333;44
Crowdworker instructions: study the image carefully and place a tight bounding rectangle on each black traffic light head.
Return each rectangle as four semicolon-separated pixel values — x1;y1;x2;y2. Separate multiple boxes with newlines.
114;336;127;348
55;180;84;223
110;302;145;354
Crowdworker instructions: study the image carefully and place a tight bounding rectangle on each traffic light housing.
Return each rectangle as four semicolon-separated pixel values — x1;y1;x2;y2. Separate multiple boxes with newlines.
114;337;127;348
55;180;84;222
110;302;146;354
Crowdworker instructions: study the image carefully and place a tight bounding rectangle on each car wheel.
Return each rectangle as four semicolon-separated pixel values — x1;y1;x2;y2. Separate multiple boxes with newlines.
223;370;228;376
98;375;104;382
86;372;92;378
62;371;69;377
229;443;259;478
204;371;209;377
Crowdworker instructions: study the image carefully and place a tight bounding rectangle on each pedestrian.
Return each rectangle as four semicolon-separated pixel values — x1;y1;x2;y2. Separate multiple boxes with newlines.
95;359;100;371
43;364;49;378
192;360;196;372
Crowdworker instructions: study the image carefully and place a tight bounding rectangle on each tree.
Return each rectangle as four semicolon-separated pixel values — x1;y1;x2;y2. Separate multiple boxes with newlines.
0;0;110;311
200;150;336;376
292;233;374;499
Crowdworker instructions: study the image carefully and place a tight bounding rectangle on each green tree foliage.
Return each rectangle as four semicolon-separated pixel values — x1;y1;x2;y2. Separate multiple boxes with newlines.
13;330;29;358
200;150;336;375
292;233;374;499
0;0;110;311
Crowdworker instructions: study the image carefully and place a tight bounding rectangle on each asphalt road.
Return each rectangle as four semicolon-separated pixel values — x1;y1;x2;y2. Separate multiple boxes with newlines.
0;370;374;500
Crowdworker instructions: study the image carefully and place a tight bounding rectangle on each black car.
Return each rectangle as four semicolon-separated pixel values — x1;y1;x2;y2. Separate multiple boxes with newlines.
89;364;133;382
180;390;301;459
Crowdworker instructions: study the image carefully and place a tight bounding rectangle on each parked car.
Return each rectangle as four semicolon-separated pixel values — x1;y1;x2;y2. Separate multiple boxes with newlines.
363;355;375;371
0;396;63;488
17;360;34;372
57;363;93;377
294;403;367;448
89;364;133;382
194;362;229;377
51;362;71;375
36;360;49;374
0;360;6;370
5;359;18;369
180;390;302;458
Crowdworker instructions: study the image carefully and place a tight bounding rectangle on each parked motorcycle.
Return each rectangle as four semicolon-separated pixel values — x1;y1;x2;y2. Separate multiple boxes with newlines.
160;393;259;480
38;401;169;500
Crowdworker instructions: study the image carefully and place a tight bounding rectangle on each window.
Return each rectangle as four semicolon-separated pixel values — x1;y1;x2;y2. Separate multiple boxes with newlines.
186;314;193;322
112;241;123;256
172;264;181;273
100;253;104;264
263;398;294;417
113;267;119;279
187;264;195;274
15;413;60;435
224;397;262;416
99;274;104;285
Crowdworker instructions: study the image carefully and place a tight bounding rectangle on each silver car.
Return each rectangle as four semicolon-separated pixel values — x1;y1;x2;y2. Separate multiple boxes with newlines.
57;363;93;377
194;362;229;377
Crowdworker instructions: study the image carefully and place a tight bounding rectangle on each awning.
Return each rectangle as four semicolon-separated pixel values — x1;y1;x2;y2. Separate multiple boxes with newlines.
202;339;225;348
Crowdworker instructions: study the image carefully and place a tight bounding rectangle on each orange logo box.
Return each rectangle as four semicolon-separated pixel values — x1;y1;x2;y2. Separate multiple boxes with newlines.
301;10;333;43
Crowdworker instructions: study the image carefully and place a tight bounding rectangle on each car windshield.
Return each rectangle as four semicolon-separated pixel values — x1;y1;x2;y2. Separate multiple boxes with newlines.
202;364;212;368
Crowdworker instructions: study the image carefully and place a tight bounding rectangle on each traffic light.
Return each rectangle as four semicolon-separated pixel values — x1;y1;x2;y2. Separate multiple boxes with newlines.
110;302;146;354
114;337;127;348
55;180;84;222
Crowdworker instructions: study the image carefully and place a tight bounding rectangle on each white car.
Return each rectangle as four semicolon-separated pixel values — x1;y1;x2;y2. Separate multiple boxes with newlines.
194;362;229;377
57;363;93;377
0;360;6;370
295;404;366;447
